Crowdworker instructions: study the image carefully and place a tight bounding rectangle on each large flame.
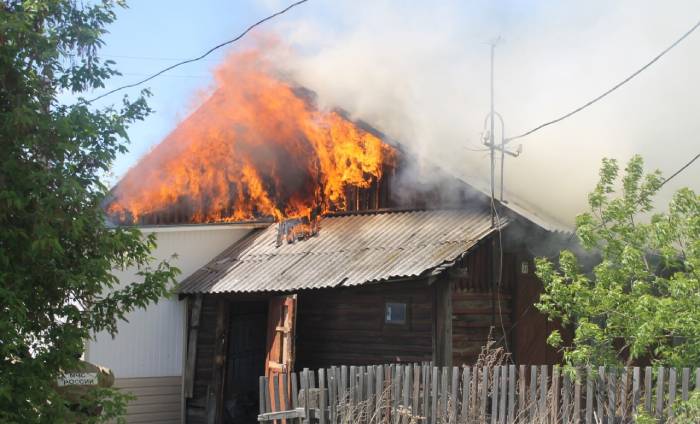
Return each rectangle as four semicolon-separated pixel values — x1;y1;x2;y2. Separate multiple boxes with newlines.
107;49;396;224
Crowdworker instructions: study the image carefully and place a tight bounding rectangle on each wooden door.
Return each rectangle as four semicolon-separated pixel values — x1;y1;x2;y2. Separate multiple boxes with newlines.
265;295;296;412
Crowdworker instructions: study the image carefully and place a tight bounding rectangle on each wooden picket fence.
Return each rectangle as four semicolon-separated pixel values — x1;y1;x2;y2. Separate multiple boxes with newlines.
258;363;700;423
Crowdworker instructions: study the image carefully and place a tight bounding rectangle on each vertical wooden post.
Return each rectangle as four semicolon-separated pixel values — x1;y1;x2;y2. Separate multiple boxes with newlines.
585;367;593;424
461;366;471;422
184;294;202;399
655;367;665;419
319;368;327;424
668;368;677;419
433;278;453;368
206;299;229;424
644;366;653;414
491;366;499;424
480;366;488;423
507;365;515;424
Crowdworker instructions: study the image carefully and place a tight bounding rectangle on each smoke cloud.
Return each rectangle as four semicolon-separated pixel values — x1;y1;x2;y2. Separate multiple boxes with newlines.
261;0;700;227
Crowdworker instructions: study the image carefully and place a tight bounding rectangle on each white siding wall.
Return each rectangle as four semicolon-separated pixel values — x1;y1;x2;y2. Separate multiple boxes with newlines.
86;225;255;379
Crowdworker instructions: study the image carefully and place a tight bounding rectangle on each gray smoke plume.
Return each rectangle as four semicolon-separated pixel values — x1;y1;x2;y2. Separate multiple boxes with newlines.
264;0;700;227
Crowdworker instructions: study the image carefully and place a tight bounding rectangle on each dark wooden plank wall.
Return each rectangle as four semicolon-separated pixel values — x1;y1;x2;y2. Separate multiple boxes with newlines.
185;295;218;424
452;291;511;366
448;244;517;366
294;280;434;370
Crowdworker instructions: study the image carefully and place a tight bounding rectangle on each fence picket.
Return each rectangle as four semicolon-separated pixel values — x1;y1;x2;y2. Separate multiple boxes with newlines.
619;367;628;422
655;366;665;419
264;375;272;417
402;365;411;424
319;369;327;424
283;373;291;413
300;370;309;424
508;365;516;423
529;365;538;421
668;368;677;419
632;367;641;418
480;366;488;422
358;367;365;409
451;366;459;424
562;370;571;424
422;365;429;422
585;367;593;424
644;366;652;414
441;366;449;421
551;366;560;423
596;366;605;423
431;366;438;424
518;365;526;421
573;370;582;424
329;368;337;424
393;365;402;424
607;368;616;424
539;365;548;418
292;373;299;409
340;366;348;411
376;365;384;423
682;367;690;402
412;365;420;420
273;372;281;416
491;366;499;424
260;376;267;415
461;366;471;422
499;365;507;424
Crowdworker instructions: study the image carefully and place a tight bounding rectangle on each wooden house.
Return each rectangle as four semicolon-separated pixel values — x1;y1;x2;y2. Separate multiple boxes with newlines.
91;147;570;423
176;191;569;423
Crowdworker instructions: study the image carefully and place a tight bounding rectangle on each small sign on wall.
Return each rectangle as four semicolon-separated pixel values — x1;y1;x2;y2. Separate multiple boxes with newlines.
521;261;529;274
57;372;98;386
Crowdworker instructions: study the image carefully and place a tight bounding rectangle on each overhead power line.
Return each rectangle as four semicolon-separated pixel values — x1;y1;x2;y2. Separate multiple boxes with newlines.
660;153;700;188
507;18;700;143
86;0;309;103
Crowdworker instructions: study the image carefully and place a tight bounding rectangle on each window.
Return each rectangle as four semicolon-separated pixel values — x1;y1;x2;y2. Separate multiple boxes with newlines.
384;302;407;325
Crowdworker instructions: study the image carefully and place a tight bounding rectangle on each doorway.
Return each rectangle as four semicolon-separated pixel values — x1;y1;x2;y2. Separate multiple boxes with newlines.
222;301;268;423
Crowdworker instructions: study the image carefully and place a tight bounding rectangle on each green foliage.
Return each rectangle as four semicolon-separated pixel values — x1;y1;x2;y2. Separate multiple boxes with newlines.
0;1;179;422
536;155;700;368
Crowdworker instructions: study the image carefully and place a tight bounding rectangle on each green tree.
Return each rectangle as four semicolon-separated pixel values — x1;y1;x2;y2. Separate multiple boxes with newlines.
0;1;179;422
536;155;700;368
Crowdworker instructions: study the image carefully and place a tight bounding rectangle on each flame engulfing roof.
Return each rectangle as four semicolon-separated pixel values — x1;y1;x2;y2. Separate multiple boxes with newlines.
178;207;506;294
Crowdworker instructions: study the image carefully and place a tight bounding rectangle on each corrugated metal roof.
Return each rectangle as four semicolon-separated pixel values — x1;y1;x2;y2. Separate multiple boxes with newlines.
178;207;506;294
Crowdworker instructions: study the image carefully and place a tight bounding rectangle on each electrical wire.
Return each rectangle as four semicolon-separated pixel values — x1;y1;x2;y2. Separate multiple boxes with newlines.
659;153;700;188
506;18;700;143
85;0;309;104
490;195;511;359
564;152;700;243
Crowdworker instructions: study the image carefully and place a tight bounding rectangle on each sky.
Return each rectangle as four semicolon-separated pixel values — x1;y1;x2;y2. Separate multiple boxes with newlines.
85;1;700;227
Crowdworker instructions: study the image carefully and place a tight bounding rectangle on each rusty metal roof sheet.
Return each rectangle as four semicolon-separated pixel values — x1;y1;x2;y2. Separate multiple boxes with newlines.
178;207;505;294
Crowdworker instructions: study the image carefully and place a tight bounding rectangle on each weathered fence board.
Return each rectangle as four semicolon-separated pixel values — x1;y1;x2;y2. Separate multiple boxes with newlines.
258;364;699;423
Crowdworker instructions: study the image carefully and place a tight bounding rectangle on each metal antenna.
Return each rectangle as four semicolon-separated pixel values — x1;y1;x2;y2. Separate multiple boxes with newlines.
489;41;497;226
483;38;520;211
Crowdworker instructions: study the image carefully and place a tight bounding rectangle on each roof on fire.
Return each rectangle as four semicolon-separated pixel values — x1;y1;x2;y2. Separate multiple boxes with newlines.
178;207;506;294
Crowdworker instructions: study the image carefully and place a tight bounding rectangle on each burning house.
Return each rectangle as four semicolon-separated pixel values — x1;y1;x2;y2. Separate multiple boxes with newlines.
86;51;569;423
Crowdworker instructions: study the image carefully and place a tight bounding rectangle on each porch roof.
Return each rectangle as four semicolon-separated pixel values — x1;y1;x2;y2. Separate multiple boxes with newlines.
178;207;505;294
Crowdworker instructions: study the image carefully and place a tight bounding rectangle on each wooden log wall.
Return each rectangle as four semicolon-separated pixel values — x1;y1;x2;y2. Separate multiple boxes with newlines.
452;291;511;366
294;280;434;371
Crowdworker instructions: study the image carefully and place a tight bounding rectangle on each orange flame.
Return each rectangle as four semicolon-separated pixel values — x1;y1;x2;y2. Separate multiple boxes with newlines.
107;49;396;224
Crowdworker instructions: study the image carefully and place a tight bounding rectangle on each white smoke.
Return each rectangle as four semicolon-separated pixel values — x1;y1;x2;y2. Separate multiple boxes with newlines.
263;0;700;226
